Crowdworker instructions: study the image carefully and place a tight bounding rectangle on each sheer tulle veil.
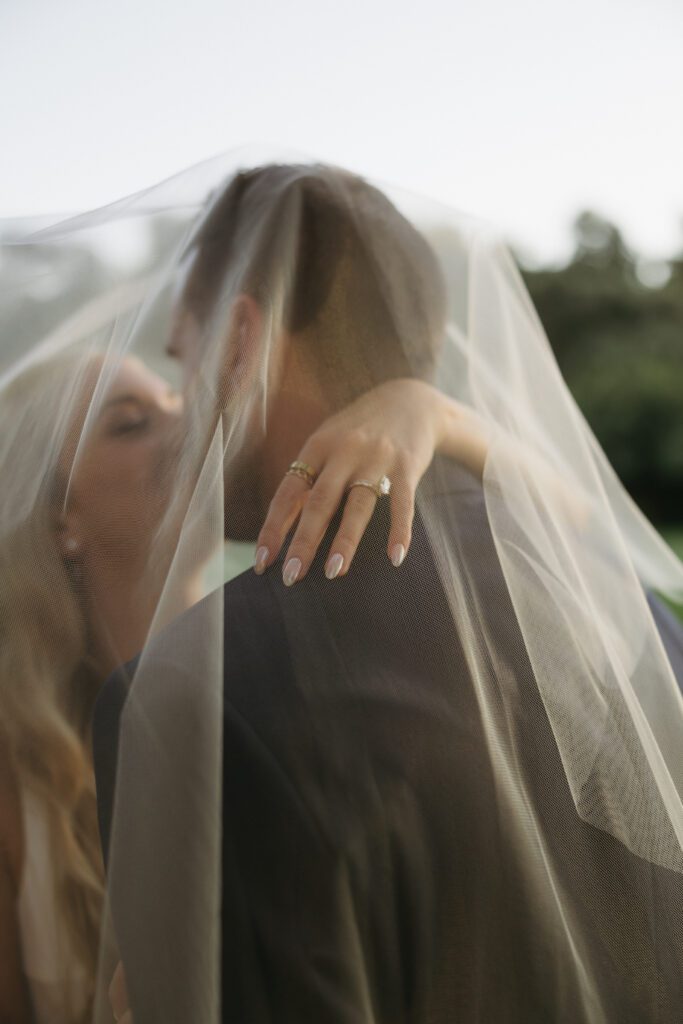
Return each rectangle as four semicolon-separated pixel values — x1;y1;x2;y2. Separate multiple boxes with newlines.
1;145;682;1023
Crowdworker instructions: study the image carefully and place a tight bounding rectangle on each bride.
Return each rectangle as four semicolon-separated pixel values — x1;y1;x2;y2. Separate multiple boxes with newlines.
2;150;683;1023
0;342;486;1022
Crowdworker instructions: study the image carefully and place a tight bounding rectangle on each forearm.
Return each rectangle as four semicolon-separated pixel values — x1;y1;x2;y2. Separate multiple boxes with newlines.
434;390;590;526
434;394;491;481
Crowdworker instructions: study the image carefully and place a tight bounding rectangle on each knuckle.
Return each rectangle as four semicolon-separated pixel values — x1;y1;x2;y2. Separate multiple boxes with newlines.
262;507;287;531
393;451;413;478
288;479;310;501
306;426;332;452
393;503;414;528
335;530;360;551
375;435;395;462
393;487;414;512
292;520;323;550
305;486;334;512
289;536;316;558
257;527;280;549
266;492;292;519
344;426;369;450
265;485;304;520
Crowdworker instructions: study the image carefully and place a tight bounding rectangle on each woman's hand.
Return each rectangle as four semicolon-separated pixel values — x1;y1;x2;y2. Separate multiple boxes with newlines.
254;379;489;585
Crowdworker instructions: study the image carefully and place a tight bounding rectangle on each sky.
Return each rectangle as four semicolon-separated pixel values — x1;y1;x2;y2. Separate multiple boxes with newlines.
1;0;682;265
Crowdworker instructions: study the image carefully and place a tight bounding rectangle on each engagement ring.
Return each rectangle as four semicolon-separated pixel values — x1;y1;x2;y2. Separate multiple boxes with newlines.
347;475;392;499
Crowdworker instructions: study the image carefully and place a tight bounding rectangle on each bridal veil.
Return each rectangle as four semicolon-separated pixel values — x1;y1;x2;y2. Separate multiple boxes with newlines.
1;146;682;1022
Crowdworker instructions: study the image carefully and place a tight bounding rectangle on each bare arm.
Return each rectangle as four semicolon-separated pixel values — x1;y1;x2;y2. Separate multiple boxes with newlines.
254;378;587;585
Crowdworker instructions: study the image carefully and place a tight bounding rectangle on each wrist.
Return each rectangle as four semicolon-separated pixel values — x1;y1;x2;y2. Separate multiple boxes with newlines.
435;392;462;453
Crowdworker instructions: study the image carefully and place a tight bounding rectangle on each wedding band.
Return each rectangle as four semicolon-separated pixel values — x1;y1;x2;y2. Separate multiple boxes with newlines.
347;475;392;499
286;460;317;488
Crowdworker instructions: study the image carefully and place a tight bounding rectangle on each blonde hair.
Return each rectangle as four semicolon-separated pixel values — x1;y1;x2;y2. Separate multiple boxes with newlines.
0;349;105;1022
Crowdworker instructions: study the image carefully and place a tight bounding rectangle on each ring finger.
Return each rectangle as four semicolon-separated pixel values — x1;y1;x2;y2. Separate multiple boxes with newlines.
322;480;382;579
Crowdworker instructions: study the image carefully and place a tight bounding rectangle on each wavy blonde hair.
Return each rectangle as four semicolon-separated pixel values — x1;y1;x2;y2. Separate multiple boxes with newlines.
0;348;105;1022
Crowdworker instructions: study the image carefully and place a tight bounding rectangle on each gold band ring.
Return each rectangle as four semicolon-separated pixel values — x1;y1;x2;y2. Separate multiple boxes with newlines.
286;460;318;488
347;475;392;499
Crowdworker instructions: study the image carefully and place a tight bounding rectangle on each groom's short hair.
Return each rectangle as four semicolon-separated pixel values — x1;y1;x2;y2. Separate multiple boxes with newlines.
181;163;447;392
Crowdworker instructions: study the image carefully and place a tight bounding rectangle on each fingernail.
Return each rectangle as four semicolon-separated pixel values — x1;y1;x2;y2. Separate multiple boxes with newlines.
283;557;302;587
254;546;269;575
390;543;406;567
325;553;344;580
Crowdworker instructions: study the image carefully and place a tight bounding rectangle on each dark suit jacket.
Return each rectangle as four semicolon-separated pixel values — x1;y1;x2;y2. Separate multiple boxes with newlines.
94;457;683;1023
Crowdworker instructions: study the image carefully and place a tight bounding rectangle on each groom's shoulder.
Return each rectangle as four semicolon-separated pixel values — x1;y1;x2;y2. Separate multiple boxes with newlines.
218;456;492;684
94;456;491;728
221;454;491;638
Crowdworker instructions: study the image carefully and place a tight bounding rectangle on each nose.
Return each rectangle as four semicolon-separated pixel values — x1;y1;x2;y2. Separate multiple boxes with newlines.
157;389;186;464
166;302;188;361
161;387;184;418
167;310;202;384
166;334;179;359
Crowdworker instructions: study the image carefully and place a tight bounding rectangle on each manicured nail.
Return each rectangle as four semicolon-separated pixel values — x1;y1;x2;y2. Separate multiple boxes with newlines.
254;546;269;575
390;543;406;567
325;553;344;580
283;557;302;587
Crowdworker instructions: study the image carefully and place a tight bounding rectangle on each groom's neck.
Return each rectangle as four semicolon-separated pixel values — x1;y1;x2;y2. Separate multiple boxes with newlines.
261;385;332;500
224;385;333;542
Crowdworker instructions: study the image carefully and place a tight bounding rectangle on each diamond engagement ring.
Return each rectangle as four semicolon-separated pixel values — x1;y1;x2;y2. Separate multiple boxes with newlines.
347;475;392;499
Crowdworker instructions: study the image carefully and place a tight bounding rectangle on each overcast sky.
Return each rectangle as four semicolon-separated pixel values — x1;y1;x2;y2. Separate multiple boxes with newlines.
1;0;681;264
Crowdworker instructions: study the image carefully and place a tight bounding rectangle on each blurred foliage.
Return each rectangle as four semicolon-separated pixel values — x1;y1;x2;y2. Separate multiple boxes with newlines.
521;212;683;525
661;528;683;622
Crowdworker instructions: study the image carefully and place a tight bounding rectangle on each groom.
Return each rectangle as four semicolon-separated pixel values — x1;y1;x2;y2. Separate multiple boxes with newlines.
93;165;683;1023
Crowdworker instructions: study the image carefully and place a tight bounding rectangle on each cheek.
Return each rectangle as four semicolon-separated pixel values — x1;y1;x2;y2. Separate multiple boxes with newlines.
76;446;166;548
104;450;150;496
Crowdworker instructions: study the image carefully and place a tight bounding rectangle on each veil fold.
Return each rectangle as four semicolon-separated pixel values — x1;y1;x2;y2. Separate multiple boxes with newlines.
1;146;682;1023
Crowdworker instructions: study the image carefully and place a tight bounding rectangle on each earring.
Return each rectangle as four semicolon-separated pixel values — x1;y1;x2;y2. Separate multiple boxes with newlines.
65;537;79;554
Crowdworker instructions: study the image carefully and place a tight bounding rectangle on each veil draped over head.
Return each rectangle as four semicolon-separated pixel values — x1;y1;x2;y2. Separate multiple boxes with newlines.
1;145;682;1024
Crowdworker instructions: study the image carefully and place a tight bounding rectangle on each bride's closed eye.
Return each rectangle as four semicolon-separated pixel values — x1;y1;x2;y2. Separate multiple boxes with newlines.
108;412;151;437
102;397;152;438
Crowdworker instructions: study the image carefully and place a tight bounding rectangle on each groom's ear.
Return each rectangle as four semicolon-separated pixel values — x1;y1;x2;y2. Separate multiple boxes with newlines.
220;293;264;402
